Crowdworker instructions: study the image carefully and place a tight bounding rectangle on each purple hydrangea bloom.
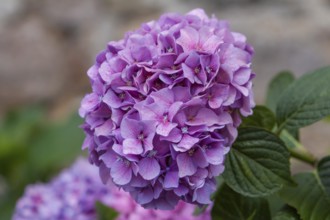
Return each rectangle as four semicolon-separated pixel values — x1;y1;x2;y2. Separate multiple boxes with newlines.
13;158;211;220
79;8;255;209
13;158;111;220
109;182;211;220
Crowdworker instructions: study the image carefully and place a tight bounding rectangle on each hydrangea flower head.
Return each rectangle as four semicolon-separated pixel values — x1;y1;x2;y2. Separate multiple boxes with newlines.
13;158;111;220
13;158;211;220
79;8;255;209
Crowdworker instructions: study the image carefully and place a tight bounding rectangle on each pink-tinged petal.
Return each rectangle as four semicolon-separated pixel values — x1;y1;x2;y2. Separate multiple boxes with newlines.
234;67;251;85
186;108;219;126
120;118;141;139
94;120;114;137
138;157;160;180
177;153;197;177
111;160;132;185
150;88;174;106
123;138;143;155
98;62;112;83
202;35;223;53
209;97;224;109
221;45;250;74
135;187;154;205
143;133;155;152
112;143;124;155
160;127;182;143
135;102;164;121
177;27;199;52
168;101;183;121
182;63;195;84
79;93;100;117
87;65;98;80
143;120;157;136
187;9;208;20
156;122;177;137
131;46;152;62
186;108;232;126
163;171;179;188
173;134;199;152
102;89;121;108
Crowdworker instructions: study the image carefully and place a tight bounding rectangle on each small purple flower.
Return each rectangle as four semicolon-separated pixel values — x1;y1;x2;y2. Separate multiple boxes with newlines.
79;8;255;209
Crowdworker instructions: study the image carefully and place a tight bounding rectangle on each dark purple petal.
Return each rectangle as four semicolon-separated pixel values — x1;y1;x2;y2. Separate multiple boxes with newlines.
163;171;179;188
177;153;197;177
138;157;160;180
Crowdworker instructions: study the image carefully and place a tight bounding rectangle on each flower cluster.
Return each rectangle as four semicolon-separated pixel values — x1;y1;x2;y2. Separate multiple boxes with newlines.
109;184;211;220
79;8;255;209
13;158;110;220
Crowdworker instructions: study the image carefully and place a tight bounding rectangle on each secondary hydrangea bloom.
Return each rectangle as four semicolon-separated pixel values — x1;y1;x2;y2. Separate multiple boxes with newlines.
79;8;255;209
13;158;111;220
109;182;211;220
13;158;211;220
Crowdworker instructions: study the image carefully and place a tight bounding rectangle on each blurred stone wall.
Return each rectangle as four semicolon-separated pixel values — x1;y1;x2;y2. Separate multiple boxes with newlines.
0;0;329;160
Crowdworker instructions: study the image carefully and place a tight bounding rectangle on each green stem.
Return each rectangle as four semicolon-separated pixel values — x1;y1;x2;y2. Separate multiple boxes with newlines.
288;147;318;166
278;129;318;166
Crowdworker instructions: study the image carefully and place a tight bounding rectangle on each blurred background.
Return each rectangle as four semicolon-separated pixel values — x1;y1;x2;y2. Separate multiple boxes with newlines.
0;0;330;219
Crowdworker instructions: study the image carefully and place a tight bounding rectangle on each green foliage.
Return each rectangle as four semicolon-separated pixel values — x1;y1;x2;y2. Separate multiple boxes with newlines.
276;66;330;131
241;106;276;131
273;206;301;220
279;172;330;220
318;156;330;196
96;202;118;220
0;106;84;219
266;71;295;112
211;184;270;220
213;67;330;220
222;127;293;197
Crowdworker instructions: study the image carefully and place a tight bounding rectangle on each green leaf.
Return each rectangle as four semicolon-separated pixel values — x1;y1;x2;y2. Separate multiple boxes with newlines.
266;71;295;112
279;172;330;220
96;202;118;220
212;184;271;220
241;105;276;131
273;206;301;220
223;127;293;197
318;156;330;196
28;113;84;179
276;66;330;131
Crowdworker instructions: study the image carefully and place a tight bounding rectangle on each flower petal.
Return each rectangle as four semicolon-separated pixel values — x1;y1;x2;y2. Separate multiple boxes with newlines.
163;171;179;189
177;153;197;177
173;134;199;152
111;160;132;185
123;138;143;155
138;157;160;180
